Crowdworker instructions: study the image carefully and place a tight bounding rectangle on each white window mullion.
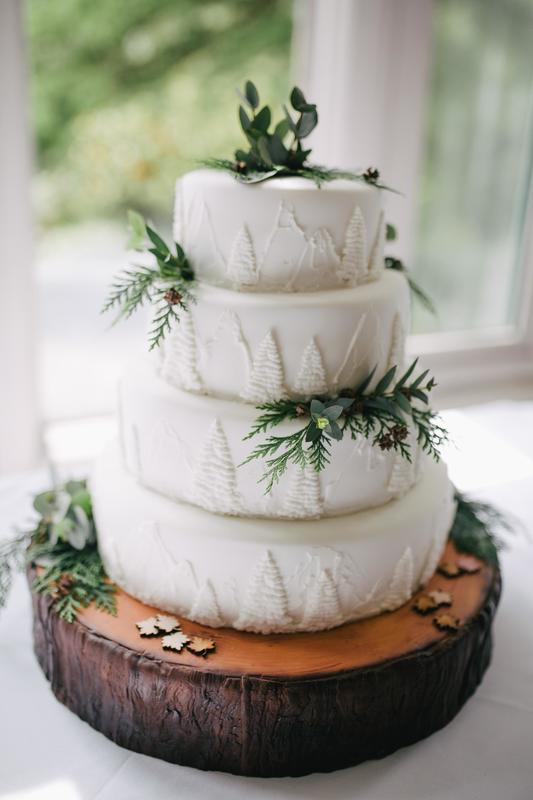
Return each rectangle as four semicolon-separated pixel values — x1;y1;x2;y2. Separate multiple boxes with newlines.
294;0;434;261
0;0;40;473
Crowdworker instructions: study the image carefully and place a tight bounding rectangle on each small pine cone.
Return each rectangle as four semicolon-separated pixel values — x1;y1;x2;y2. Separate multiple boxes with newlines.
295;404;309;417
391;423;408;442
363;166;380;182
378;434;393;451
164;288;183;306
235;160;247;173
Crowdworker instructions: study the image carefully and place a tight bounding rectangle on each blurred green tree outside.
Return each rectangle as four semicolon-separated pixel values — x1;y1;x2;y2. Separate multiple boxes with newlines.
27;0;293;227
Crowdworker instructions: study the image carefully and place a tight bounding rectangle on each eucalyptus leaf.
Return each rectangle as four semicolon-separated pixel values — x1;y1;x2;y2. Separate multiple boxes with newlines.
374;365;397;395
257;137;273;166
268;133;289;165
274;118;290;139
305;425;322;443
253;106;271;133
239;105;251;131
290;86;307;111
386;223;397;242
310;398;325;416
296;109;318;138
245;80;259;110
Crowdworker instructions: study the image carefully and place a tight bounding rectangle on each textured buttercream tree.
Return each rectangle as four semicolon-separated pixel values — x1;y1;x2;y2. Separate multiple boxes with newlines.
190;580;224;627
337;206;367;284
282;465;323;518
387;312;406;372
241;329;286;403
235;550;292;632
380;547;414;611
302;568;343;630
293;337;328;396
226;223;258;286
367;209;385;280
192;419;241;514
160;312;202;391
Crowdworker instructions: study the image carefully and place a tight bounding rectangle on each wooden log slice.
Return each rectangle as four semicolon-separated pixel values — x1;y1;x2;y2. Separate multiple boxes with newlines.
30;541;501;777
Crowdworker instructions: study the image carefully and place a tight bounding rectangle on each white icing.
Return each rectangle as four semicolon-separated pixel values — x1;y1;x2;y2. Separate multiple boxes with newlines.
302;568;343;631
120;359;423;517
191;419;241;515
155;272;410;402
175;170;384;292
190;580;224;627
367;208;385;279
226;224;258;286
235;550;293;633
160;312;202;392
388;312;406;372
240;329;285;403
337;205;367;284
293;338;328;397
380;547;415;611
282;466;323;519
92;444;455;633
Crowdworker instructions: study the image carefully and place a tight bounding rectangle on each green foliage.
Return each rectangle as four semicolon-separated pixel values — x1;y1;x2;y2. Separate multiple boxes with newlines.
102;211;195;349
385;257;437;316
27;0;293;226
242;359;448;492
450;491;511;566
203;81;399;190
1;480;116;622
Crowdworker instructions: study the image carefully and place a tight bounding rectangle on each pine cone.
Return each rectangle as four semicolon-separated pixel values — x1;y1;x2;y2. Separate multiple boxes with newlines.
164;289;183;306
363;167;380;183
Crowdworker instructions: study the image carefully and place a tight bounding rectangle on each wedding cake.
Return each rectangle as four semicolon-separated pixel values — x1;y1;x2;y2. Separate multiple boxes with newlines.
19;82;501;778
91;167;455;634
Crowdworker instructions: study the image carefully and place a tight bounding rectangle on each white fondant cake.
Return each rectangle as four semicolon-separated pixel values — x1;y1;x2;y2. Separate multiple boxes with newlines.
92;443;455;634
93;167;455;633
174;170;384;292
157;270;410;401
119;358;425;518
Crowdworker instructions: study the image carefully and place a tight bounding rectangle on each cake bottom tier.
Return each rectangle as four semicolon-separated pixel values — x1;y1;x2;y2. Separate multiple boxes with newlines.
91;443;455;633
30;542;501;777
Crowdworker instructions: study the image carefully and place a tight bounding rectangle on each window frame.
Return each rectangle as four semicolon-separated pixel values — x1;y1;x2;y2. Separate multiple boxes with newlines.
294;0;533;406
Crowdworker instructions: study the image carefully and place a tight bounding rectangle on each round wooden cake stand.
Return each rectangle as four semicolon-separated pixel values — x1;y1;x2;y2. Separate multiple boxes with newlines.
31;541;500;777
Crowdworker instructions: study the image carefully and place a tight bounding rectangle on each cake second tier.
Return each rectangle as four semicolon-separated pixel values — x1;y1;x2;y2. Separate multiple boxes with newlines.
120;358;426;518
157;269;409;402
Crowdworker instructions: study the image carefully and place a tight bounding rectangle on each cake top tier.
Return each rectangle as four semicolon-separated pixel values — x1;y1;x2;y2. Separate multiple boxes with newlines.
174;169;385;293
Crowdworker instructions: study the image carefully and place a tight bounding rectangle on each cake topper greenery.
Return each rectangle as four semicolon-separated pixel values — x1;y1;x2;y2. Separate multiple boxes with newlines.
203;80;397;190
102;210;195;349
0;480;116;622
242;358;448;492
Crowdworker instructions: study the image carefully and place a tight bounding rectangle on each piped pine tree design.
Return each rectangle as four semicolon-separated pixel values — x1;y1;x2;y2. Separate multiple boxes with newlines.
235;550;293;633
160;313;202;391
337;206;367;284
387;312;406;372
293;338;328;396
190;580;224;627
367;209;385;279
380;547;415;611
302;568;343;630
282;466;323;518
191;419;241;514
240;329;286;403
387;426;417;498
226;224;258;287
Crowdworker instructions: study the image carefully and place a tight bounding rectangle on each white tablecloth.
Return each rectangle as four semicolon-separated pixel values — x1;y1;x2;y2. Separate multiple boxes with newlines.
1;402;533;800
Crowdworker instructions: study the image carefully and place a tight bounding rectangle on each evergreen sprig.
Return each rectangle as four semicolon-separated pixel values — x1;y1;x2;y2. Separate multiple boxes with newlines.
0;480;116;622
202;80;398;191
102;210;195;350
385;256;436;316
242;359;448;492
450;491;512;566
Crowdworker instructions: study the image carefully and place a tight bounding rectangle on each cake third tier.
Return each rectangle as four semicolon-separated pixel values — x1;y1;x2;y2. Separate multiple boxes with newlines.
120;357;426;519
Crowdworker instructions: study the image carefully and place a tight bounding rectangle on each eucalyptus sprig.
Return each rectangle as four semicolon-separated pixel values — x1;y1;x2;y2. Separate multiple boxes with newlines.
384;224;436;315
242;359;448;493
0;480;116;623
102;210;195;350
203;80;398;191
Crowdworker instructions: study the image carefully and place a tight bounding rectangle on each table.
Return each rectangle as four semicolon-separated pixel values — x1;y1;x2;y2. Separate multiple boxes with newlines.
1;401;533;800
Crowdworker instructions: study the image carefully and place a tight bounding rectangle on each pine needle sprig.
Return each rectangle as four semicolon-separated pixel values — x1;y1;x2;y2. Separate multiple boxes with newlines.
102;210;195;350
385;256;436;316
242;359;447;492
450;491;513;566
0;533;30;609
